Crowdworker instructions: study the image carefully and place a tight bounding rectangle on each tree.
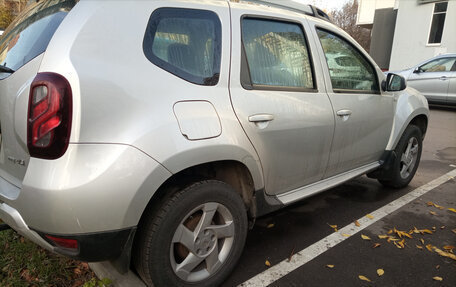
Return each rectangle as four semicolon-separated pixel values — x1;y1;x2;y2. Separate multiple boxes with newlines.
0;5;13;30
330;0;371;52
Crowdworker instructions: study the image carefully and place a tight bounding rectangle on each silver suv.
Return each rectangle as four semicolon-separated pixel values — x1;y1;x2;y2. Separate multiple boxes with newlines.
0;1;429;286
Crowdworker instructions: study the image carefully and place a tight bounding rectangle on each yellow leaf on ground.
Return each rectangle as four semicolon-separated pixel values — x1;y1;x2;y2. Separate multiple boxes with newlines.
394;241;403;249
377;269;384;276
366;214;374;219
429;211;437;215
420;229;433;235
452;229;456;234
433;276;443;281
412;227;420;234
327;223;338;232
434;247;456;261
265;260;271;267
440;226;445;229
326;264;334;268
420;238;425;245
358;275;371;282
342;233;350;237
354;220;361;227
398;239;405;248
448;208;456;213
426;244;434;252
361;234;371;240
267;223;275;228
427;201;434;206
378;235;389;239
416;245;423;249
434;203;445;210
443;245;455;252
372;243;381;248
387;229;393;234
435;265;440;269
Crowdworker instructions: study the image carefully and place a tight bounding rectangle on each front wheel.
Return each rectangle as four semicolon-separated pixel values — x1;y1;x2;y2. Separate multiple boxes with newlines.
379;125;423;188
133;180;248;287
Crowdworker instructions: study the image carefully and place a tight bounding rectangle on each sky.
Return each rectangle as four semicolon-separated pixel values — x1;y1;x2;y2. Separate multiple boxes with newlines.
295;0;351;12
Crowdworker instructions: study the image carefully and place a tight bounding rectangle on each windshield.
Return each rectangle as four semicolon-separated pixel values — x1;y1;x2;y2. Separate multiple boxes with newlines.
0;0;77;79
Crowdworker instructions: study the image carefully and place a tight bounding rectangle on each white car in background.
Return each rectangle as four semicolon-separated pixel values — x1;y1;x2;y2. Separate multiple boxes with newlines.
390;54;456;106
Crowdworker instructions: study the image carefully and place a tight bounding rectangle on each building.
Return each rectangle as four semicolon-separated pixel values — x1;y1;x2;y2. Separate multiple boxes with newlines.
357;0;456;71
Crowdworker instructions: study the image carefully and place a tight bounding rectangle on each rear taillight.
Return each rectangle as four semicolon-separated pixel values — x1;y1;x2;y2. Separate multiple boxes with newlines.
45;235;78;250
27;72;72;159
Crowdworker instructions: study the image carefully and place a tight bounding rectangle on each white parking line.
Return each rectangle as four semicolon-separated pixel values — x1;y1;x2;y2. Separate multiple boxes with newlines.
238;169;456;287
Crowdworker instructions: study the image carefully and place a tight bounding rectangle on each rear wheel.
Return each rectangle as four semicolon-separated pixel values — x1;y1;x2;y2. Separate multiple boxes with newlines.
133;180;248;287
379;125;422;188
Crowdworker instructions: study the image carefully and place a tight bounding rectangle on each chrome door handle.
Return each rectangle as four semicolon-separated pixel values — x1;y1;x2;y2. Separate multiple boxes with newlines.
336;110;352;116
248;114;274;122
440;76;447;81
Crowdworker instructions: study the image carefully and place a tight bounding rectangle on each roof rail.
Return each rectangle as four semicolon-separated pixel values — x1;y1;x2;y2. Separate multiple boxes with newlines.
236;0;332;23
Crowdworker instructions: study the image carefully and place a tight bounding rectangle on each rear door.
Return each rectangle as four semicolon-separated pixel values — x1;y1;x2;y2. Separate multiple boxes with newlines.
0;0;77;187
308;20;394;178
229;3;335;195
407;57;456;104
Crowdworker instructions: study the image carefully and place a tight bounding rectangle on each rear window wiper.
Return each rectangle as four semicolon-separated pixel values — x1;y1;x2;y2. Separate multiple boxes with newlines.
0;65;15;73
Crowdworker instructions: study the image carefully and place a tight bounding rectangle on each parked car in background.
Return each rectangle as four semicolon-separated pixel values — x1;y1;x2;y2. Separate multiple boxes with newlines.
0;0;429;286
390;54;456;106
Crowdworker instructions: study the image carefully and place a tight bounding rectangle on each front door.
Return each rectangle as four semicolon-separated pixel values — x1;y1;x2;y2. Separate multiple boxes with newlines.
228;4;335;195
309;21;394;178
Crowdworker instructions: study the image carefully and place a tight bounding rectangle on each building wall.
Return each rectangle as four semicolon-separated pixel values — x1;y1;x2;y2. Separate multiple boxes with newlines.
389;0;456;70
356;0;395;27
369;8;397;70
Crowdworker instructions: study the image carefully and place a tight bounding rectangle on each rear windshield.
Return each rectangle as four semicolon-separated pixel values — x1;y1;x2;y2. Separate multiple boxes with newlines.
0;0;77;79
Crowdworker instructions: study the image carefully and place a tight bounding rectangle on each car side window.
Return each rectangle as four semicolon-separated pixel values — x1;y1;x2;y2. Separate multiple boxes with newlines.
419;57;456;73
241;18;315;91
317;29;379;93
143;8;221;86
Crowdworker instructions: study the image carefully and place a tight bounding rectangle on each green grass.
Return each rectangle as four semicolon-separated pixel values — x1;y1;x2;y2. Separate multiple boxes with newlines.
0;227;111;287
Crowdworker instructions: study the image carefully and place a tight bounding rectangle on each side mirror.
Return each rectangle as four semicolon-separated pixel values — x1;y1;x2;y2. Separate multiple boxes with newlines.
381;73;406;92
413;67;422;74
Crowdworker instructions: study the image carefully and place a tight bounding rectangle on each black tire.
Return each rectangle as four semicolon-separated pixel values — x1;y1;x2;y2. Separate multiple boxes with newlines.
133;180;248;287
379;125;422;189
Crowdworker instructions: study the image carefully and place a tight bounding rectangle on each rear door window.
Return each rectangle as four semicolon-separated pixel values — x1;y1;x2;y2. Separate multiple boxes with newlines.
143;8;222;86
0;0;77;79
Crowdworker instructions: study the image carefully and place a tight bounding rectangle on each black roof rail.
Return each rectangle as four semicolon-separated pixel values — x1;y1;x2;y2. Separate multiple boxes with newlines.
236;1;332;23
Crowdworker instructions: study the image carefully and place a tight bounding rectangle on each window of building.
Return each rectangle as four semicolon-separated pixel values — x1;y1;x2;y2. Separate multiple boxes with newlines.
241;18;315;90
143;8;221;86
428;1;448;44
317;29;379;93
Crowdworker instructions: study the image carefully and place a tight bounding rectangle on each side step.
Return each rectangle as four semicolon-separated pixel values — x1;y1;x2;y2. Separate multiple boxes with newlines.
0;223;11;232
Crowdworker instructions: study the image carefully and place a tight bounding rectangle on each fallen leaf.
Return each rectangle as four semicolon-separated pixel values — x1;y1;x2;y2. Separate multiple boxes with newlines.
432;226;436;231
378;235;389;239
74;268;82;275
342;233;351;237
448;208;456;213
420;238;425;245
387;229;393;234
288;246;295;262
420;229;433;235
427;201;434;206
354;220;361;227
361;234;371;240
265;260;271;267
377;269;384;276
326;264;335;268
366;214;374;219
429;211;437;215
372;243;381;248
443;245;455;252
452;229;456;234
398;239;405;248
267;223;275;228
416;245;423;249
434;203;445;210
433;276;443;281
394;241;403;249
412;227;420;234
434;247;456;261
328;223;338;232
435;265;440;269
359;275;371;282
440;226;445;229
426;244;434;252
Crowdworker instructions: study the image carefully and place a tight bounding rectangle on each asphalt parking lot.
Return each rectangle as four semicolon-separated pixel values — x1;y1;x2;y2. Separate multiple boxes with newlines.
222;107;456;287
92;107;456;287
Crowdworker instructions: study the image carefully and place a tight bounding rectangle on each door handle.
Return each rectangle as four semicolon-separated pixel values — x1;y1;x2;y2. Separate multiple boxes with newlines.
248;114;274;122
336;110;352;116
440;76;448;81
